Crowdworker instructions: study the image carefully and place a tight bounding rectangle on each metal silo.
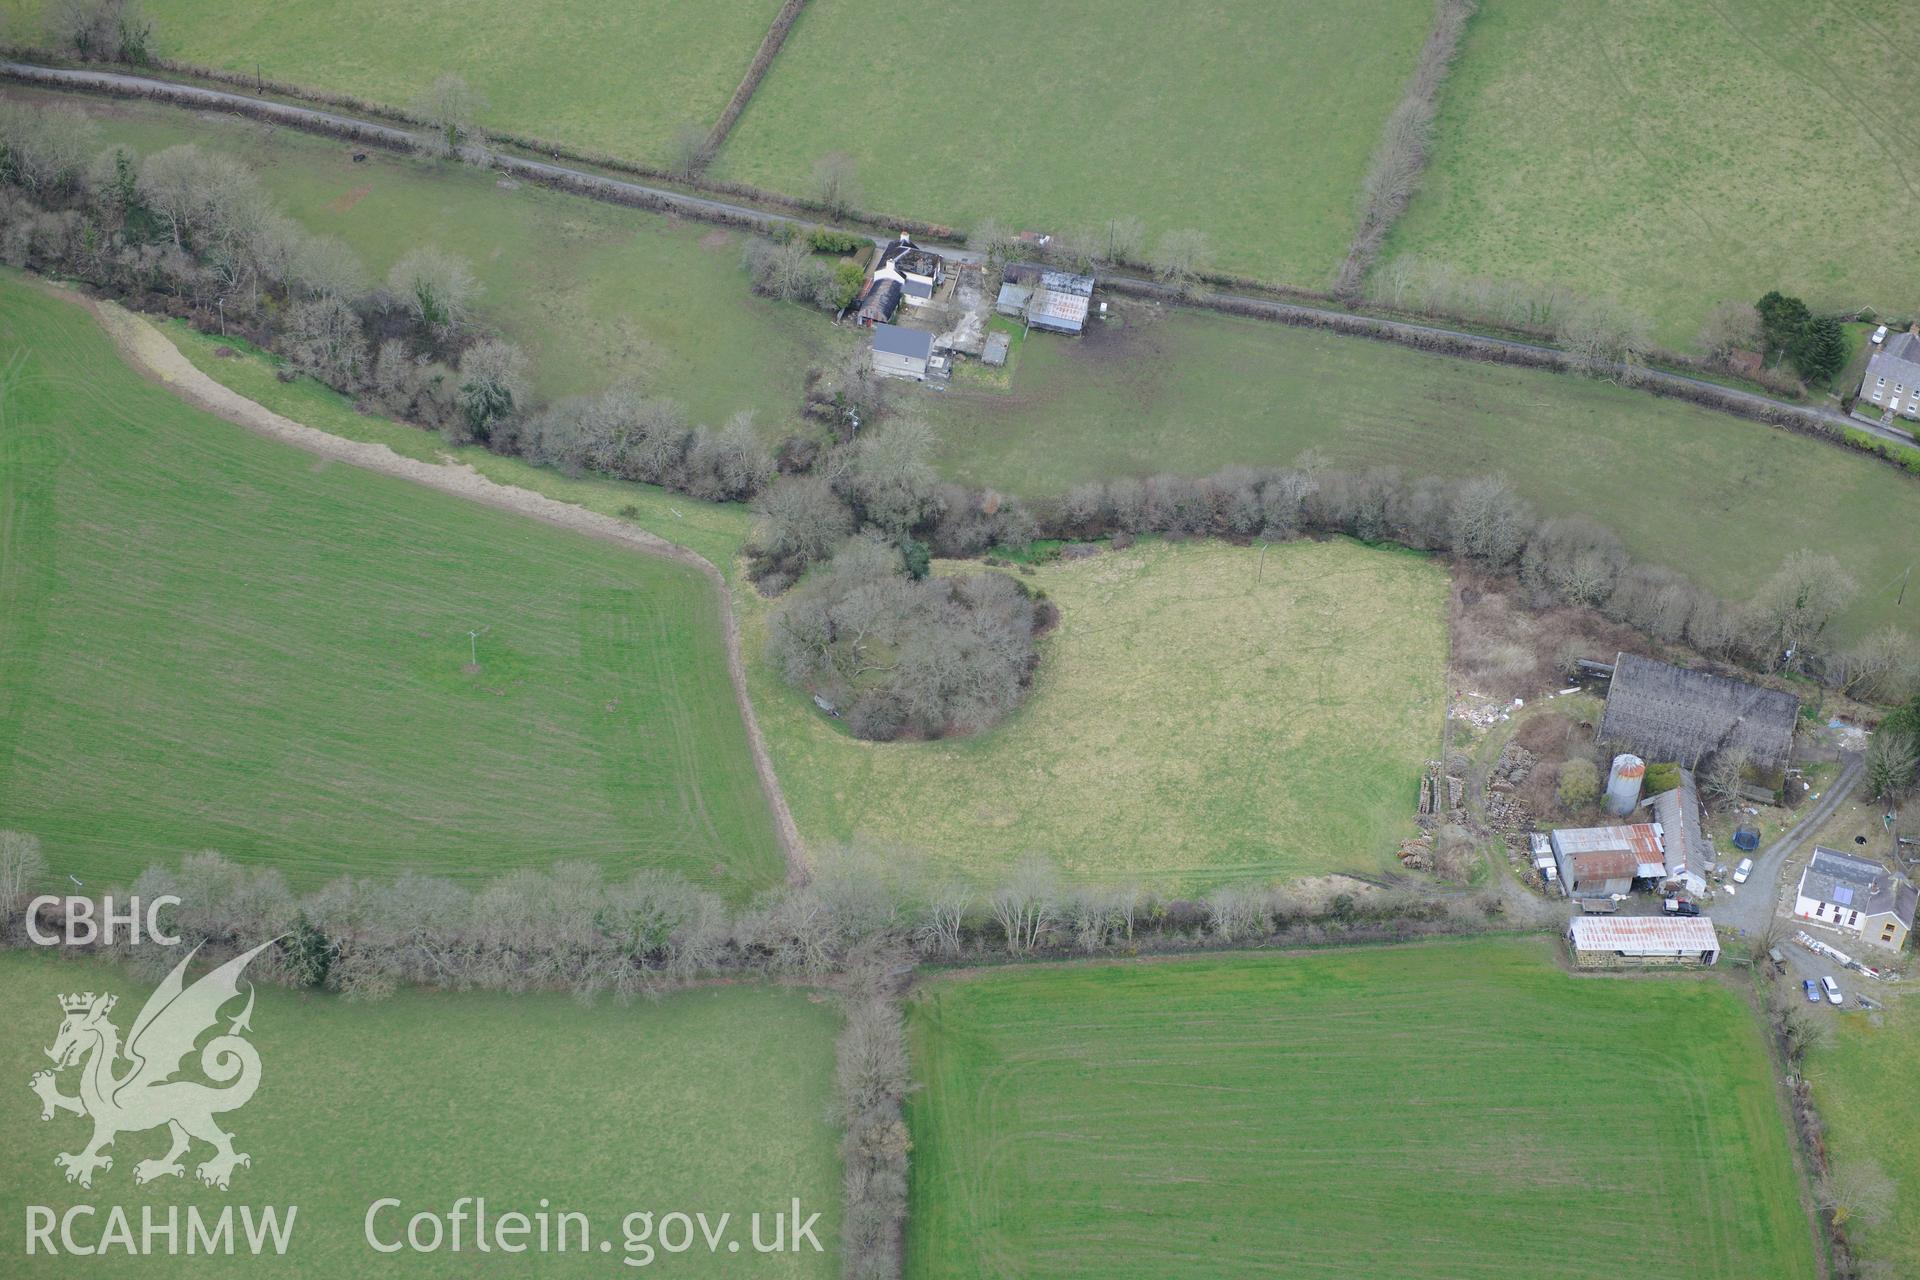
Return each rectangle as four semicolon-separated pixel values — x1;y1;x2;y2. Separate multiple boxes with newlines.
1604;754;1646;816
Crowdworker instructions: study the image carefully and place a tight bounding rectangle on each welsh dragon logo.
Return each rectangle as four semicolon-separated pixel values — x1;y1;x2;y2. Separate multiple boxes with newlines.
29;940;276;1191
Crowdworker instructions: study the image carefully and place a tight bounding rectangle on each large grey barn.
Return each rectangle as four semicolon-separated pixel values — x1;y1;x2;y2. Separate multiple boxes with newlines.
1598;653;1799;776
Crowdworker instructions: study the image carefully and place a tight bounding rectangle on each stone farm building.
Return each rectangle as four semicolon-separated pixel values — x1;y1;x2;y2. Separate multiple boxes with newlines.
1862;325;1920;420
1568;916;1720;968
1549;823;1666;898
871;323;933;381
1598;653;1799;778
1794;847;1918;952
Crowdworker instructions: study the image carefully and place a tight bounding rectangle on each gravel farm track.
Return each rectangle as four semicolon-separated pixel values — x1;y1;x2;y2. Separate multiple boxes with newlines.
5;61;1917;455
33;278;811;883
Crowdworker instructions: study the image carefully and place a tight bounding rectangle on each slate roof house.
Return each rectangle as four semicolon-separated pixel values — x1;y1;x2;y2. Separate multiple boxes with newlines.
875;234;943;308
1861;325;1920;420
1794;847;1918;952
870;323;933;381
1598;653;1799;776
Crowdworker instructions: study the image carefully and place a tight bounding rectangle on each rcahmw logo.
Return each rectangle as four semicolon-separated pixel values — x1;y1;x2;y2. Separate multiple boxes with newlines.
24;940;299;1259
26;894;181;946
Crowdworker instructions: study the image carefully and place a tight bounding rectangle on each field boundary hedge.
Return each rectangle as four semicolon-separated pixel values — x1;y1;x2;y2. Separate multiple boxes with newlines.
704;0;810;158
1336;0;1478;296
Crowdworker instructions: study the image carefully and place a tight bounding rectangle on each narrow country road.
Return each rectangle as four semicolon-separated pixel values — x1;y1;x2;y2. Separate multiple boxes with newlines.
44;279;812;886
1716;752;1864;938
7;61;1917;453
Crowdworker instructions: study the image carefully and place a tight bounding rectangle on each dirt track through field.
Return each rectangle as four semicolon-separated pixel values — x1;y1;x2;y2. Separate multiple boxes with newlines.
60;284;809;882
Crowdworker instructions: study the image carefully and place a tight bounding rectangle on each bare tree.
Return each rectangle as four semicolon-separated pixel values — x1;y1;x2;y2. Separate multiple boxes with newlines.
49;0;153;62
387;246;481;338
283;294;369;387
0;830;46;928
455;338;529;443
667;123;710;180
1154;228;1212;295
0;105;97;195
1832;627;1920;704
1446;474;1531;569
1700;748;1751;808
1865;730;1918;803
966;217;1016;268
287;234;368;300
1696;300;1763;360
1558;301;1653;380
851;417;939;535
989;857;1059;954
1820;1157;1896;1231
1749;550;1857;672
811;151;861;217
913;880;970;957
412;73;486;157
752;474;854;572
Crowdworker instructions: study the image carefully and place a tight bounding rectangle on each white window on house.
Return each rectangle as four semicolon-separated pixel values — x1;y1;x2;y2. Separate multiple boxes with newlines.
1879;376;1888;387
1848;910;1860;928
1874;389;1885;400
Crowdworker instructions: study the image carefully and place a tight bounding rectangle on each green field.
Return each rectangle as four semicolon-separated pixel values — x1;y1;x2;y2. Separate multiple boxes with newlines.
744;539;1446;887
11;87;852;424
0;950;840;1277
0;276;782;893
716;0;1434;286
1386;0;1920;350
9;0;787;169
918;304;1920;640
1806;991;1920;1269
906;938;1816;1279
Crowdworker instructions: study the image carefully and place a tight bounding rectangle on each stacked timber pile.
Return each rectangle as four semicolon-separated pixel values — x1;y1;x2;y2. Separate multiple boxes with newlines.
1484;743;1537;851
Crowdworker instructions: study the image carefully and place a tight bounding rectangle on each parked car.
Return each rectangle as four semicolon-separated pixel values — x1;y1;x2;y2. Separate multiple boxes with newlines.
1732;857;1754;884
1804;979;1821;1002
1823;975;1844;1006
1663;897;1700;917
1872;324;1889;344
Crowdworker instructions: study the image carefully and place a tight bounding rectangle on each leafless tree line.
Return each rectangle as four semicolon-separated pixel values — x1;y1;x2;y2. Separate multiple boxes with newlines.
1335;0;1478;296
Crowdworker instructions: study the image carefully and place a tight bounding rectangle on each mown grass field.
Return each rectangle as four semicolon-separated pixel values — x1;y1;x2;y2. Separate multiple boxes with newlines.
1805;991;1920;1269
14;87;853;425
1385;0;1920;351
0;950;840;1277
919;304;1920;640
715;0;1434;287
8;0;787;170
906;938;1817;1280
0;276;781;894
743;539;1447;888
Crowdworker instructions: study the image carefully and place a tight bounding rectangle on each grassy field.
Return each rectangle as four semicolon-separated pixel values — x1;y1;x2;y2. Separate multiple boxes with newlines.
0;275;782;894
715;0;1435;287
743;538;1447;888
0;950;840;1277
906;938;1817;1279
1385;0;1920;351
3;0;786;169
11;87;853;424
918;303;1920;641
1805;990;1920;1269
